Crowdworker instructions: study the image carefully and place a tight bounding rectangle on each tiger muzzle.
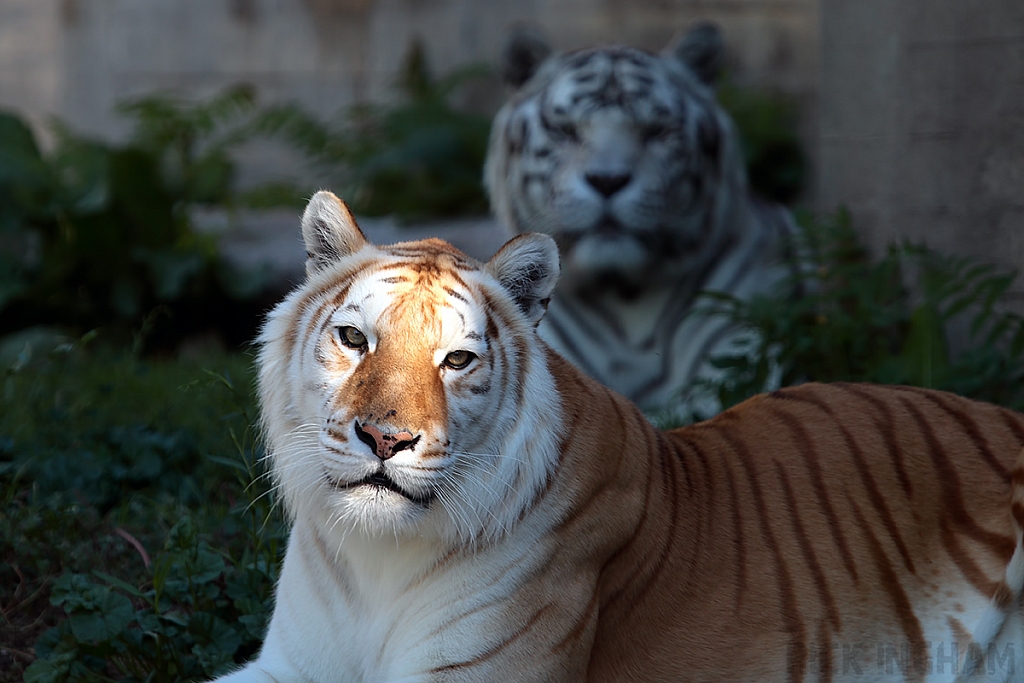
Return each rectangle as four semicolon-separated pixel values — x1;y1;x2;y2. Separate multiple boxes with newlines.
354;421;420;461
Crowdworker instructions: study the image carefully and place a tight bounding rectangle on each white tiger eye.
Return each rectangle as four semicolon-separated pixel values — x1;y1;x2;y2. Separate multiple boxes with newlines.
442;350;475;370
643;123;673;142
337;326;367;349
554;121;578;142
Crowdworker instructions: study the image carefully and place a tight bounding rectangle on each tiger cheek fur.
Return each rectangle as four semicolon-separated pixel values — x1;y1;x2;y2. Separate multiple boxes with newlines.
213;191;1024;683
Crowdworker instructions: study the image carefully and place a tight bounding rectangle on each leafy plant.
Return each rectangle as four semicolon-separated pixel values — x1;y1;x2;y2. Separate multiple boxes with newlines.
25;516;277;683
692;210;1024;412
257;40;492;222
116;85;259;208
1;350;284;683
257;46;805;219
0;87;286;351
718;82;807;205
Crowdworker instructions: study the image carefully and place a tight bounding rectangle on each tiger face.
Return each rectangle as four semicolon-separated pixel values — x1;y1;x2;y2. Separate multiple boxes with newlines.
258;191;562;544
486;24;746;295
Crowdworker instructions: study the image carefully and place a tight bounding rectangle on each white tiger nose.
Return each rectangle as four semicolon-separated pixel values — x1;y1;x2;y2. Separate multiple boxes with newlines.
585;171;631;197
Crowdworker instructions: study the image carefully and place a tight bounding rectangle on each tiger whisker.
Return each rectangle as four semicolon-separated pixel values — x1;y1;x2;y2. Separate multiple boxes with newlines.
450;449;526;464
450;460;518;496
436;481;480;545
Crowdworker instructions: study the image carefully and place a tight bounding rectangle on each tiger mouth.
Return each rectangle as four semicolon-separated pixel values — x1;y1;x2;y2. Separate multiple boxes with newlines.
331;470;434;507
554;218;629;253
593;217;625;236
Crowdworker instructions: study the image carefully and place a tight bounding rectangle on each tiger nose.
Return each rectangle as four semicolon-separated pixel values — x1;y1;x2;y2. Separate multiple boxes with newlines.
585;171;632;197
354;421;419;461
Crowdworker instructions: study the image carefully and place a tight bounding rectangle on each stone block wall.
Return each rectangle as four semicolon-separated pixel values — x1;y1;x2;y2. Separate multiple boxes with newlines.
0;0;820;187
818;0;1024;289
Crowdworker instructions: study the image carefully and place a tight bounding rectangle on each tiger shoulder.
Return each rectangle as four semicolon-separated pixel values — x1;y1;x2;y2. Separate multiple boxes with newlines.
210;191;1024;683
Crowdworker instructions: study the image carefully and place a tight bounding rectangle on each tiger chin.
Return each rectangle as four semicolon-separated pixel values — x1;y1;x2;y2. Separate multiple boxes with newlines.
212;190;1024;683
485;23;798;418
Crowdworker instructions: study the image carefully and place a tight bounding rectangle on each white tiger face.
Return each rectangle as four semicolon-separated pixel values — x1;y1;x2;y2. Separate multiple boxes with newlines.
486;25;745;295
257;192;563;545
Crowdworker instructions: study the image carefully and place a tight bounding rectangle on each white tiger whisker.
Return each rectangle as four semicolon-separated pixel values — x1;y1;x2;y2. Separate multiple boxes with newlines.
444;473;512;541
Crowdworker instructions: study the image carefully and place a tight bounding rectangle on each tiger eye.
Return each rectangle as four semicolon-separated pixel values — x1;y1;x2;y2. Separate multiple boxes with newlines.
643;123;673;142
555;121;579;142
443;350;475;370
337;326;367;349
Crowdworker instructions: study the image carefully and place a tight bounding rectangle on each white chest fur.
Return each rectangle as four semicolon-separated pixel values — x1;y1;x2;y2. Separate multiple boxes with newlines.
237;516;557;683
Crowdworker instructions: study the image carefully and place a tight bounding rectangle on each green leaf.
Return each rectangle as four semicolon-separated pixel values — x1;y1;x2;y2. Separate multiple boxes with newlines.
238;613;268;641
67;588;135;643
107;147;177;245
159;610;190;627
92;570;146;598
190;545;227;584
187;612;244;675
0;111;48;188
23;651;76;683
50;573;94;609
50;133;111;214
205;454;250;473
164;516;199;550
133;247;207;300
899;304;949;388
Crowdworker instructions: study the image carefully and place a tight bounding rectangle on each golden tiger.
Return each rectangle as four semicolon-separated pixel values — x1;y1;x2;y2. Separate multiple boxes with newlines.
213;190;1024;683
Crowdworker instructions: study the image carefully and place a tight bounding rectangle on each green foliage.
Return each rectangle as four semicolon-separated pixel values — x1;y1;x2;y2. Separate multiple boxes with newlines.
1;349;283;683
256;44;805;219
718;82;807;204
258;40;492;222
694;210;1024;412
25;519;275;683
0;88;283;351
116;85;260;207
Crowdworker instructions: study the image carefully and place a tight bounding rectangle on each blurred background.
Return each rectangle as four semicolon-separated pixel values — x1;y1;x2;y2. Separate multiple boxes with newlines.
1;2;1023;681
4;0;1022;264
0;0;819;182
3;0;1022;354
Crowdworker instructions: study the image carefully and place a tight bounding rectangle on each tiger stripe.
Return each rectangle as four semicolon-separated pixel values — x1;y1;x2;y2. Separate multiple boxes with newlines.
579;380;1024;682
850;498;928;683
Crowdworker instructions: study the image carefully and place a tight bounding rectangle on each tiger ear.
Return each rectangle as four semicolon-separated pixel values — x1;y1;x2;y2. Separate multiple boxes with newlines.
301;191;368;276
486;233;560;326
665;22;724;86
500;25;552;88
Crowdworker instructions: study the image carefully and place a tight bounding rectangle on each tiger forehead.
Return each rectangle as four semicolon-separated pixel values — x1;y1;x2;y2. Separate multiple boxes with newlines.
558;49;664;87
547;51;680;118
361;250;481;318
379;268;472;305
564;46;657;70
375;256;475;291
382;238;478;269
370;241;479;294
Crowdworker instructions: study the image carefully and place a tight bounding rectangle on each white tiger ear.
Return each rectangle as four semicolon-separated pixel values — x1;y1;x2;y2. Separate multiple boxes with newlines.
665;22;724;86
301;191;368;276
486;234;560;326
500;25;552;88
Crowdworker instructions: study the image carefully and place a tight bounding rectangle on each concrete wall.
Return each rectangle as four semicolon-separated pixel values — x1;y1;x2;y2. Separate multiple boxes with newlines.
7;1;1021;280
818;0;1024;286
0;0;820;185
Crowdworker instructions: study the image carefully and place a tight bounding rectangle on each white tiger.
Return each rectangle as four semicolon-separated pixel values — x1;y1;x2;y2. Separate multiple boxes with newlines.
485;23;795;418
